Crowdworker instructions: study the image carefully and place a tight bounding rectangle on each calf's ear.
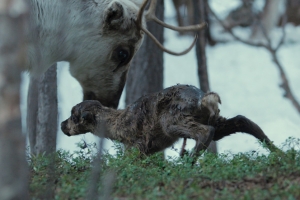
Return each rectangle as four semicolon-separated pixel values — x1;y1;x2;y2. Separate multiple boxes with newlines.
81;111;95;123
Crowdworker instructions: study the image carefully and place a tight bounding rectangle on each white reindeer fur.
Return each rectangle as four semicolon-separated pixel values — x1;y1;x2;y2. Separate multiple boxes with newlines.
26;0;146;107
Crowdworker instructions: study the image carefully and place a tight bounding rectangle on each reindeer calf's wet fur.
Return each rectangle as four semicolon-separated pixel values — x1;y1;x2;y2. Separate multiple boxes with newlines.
61;85;278;157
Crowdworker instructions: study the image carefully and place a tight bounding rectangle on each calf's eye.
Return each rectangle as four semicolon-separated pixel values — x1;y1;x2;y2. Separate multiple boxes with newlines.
71;115;78;124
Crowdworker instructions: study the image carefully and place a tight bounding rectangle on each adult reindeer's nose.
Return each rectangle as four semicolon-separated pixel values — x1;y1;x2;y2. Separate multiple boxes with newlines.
83;91;97;101
83;91;119;108
105;2;124;28
93;97;119;109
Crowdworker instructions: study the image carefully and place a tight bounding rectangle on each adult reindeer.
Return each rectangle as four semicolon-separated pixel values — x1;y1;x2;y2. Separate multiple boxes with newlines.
27;0;206;108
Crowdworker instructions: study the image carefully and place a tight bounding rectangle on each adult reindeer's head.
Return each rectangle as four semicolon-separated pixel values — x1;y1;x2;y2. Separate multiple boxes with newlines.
68;0;206;108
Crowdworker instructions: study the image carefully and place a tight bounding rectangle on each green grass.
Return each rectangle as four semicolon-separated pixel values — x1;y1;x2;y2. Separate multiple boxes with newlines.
29;138;300;200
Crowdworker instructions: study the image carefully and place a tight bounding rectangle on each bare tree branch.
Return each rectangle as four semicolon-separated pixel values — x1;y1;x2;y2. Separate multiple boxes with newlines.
208;6;300;114
209;8;267;48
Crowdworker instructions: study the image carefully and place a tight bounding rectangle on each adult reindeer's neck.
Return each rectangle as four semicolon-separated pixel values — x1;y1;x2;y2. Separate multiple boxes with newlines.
28;0;67;71
27;0;105;72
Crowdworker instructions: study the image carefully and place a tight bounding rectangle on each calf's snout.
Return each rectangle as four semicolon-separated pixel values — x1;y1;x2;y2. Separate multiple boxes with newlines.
61;120;71;136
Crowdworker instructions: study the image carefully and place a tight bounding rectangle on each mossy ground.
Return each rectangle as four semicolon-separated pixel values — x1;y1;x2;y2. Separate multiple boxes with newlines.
29;138;300;200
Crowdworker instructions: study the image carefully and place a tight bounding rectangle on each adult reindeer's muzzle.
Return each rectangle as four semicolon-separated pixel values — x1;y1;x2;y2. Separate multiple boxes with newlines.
83;90;121;109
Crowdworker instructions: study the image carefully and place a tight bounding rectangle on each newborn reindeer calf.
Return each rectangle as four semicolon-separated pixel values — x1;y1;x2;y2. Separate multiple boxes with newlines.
61;85;279;159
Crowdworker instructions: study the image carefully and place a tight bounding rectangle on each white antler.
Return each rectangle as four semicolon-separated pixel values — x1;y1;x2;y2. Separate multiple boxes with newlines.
137;0;207;56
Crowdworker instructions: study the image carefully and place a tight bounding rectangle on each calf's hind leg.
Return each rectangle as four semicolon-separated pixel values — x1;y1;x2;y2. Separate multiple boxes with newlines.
161;118;215;158
214;115;280;152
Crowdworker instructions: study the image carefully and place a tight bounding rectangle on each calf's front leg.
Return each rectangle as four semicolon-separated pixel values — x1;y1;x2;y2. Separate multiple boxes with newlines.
160;116;214;160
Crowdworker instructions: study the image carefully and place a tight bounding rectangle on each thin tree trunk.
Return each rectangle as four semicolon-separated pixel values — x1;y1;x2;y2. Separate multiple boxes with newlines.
194;0;210;94
125;0;164;158
282;0;300;25
27;64;58;155
125;1;164;104
251;0;281;39
36;64;58;199
205;0;216;46
27;76;39;154
86;138;104;200
36;64;58;155
0;0;29;199
193;0;217;153
27;64;58;199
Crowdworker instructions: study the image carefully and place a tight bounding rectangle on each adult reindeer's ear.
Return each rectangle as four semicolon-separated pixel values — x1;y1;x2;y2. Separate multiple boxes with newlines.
104;1;124;29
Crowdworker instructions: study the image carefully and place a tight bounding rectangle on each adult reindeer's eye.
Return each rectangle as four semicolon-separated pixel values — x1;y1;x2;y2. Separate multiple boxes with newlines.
118;49;129;62
112;46;133;72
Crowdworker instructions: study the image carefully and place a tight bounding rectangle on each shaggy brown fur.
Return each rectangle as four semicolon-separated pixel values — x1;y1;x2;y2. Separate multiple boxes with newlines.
61;85;279;159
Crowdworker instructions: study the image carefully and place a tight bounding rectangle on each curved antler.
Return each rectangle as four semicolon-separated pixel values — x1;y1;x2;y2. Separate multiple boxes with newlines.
145;0;207;32
143;28;198;56
136;0;207;56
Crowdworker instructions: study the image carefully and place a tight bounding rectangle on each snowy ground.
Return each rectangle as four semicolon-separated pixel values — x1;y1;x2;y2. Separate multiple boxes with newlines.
21;1;300;157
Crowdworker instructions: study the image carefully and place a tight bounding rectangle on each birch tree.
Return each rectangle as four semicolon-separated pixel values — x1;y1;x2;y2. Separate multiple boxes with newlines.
27;64;58;155
125;1;164;104
125;0;164;158
192;0;217;153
